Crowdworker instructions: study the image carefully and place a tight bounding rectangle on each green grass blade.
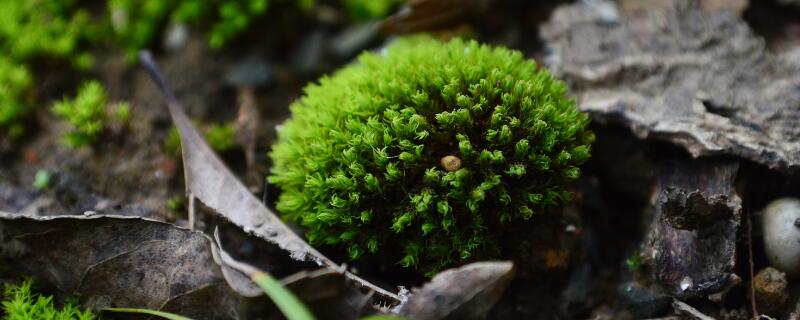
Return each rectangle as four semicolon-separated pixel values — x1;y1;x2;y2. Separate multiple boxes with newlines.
103;307;193;320
251;271;316;320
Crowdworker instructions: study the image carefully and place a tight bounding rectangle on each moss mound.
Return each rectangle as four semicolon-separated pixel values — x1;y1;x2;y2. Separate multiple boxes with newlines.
269;36;594;273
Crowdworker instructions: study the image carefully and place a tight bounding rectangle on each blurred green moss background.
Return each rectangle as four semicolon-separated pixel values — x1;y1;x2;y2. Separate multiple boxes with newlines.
0;0;402;145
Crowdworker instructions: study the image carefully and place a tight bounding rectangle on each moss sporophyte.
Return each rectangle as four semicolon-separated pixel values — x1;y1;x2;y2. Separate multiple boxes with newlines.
269;37;594;274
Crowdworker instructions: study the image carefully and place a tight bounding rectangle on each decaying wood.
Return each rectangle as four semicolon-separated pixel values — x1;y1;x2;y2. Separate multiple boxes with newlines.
646;157;741;298
541;0;800;173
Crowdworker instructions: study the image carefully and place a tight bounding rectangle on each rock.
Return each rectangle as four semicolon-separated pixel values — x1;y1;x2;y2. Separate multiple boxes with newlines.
330;22;379;59
791;298;800;320
752;267;788;316
560;263;593;316
291;29;327;75
617;282;671;318
223;57;273;89
163;23;189;52
0;182;40;213
761;198;800;278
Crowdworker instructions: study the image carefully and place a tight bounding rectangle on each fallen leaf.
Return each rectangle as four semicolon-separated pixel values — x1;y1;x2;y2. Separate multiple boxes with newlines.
138;51;401;303
214;230;375;320
103;307;194;320
379;0;489;34
0;211;242;319
399;261;515;320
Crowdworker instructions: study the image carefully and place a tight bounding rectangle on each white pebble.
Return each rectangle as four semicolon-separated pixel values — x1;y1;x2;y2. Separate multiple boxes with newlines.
163;23;189;52
680;276;693;291
761;197;800;278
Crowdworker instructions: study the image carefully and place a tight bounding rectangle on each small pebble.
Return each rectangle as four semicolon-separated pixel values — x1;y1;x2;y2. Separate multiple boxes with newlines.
753;267;788;316
761;197;800;278
163;22;189;52
679;276;693;291
291;29;326;75
224;57;273;88
617;282;671;318
330;22;379;58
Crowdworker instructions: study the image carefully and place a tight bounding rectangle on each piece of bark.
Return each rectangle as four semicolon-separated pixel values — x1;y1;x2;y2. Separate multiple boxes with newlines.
541;0;800;173
645;157;741;298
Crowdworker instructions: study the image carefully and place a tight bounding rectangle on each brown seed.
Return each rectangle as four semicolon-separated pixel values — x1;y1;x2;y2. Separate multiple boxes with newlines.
441;155;462;172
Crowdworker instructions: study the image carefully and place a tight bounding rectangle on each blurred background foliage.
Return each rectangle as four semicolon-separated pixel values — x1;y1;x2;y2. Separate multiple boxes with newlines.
0;0;402;145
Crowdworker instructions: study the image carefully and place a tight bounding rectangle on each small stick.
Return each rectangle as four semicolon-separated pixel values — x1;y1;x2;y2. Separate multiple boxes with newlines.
672;299;714;320
139;51;178;104
188;192;196;231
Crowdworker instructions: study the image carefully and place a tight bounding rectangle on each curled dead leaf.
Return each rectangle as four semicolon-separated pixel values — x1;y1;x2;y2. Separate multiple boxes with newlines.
399;261;515;320
379;0;490;34
0;211;241;319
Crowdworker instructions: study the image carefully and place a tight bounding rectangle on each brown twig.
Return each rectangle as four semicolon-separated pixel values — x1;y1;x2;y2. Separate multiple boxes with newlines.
748;209;759;319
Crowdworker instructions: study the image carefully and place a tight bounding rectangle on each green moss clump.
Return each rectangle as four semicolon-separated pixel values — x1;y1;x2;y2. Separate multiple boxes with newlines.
343;0;403;22
205;122;237;152
269;37;594;273
164;121;237;156
109;0;270;54
2;279;94;320
33;170;52;190
0;57;33;138
0;0;96;139
0;0;96;64
52;81;109;148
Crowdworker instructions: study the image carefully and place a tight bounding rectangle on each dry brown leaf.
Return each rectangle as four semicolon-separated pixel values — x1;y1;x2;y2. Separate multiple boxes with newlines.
399;261;515;320
213;230;377;319
0;211;243;318
379;0;489;34
138;51;401;303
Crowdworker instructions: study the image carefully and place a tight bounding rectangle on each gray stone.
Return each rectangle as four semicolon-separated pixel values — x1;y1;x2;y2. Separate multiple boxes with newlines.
617;282;671;318
163;22;189;52
223;57;273;89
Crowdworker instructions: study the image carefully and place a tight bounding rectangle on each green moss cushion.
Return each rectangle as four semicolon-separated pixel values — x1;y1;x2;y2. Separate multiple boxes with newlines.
269;36;594;274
